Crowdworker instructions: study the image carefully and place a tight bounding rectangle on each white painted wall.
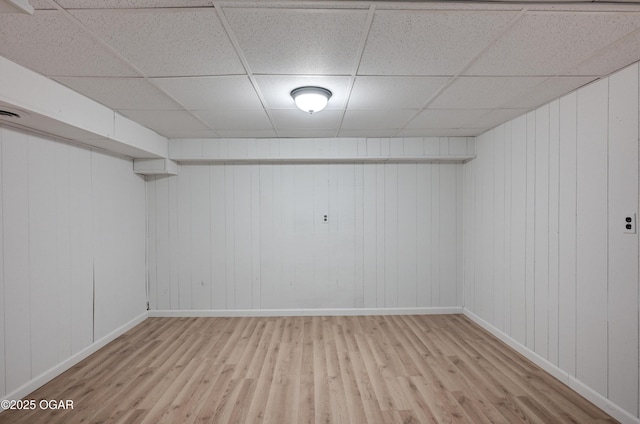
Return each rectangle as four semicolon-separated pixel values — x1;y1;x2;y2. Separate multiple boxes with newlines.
168;136;475;162
0;124;147;399
147;161;463;312
463;62;640;421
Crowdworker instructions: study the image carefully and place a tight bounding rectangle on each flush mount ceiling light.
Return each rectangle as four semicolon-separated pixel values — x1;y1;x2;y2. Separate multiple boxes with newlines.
290;86;332;114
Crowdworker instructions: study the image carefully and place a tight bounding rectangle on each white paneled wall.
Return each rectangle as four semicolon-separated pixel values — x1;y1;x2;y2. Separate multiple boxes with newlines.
463;62;640;421
147;162;463;312
0;124;147;400
168;136;475;162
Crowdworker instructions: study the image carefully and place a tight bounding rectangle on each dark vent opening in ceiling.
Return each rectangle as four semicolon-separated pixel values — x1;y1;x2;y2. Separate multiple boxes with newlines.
0;110;20;118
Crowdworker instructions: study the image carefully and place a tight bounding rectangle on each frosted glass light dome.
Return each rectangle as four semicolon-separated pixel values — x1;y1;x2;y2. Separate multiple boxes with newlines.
290;86;332;114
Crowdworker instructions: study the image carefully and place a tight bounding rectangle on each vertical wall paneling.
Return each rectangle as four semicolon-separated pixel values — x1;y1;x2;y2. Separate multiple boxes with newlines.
148;162;462;312
210;166;227;309
91;152;112;338
558;92;578;376
607;63;639;414
250;165;261;309
417;164;432;307
510;115;527;346
92;152;146;339
258;164;275;308
384;164;398;308
190;165;211;309
456;163;464;307
155;176;171;310
576;78;609;396
397;163;417;307
362;164;377;308
474;148;483;314
177;166;192;309
375;163;386;307
293;164;315;307
473;131;493;319
233;165;253;309
437;164;458;306
354;164;365;308
432;163;441;307
482;133;494;323
0;124;146;401
147;178;157;309
493;125;505;329
463;157;475;311
534;104;550;359
224;165;237;308
440;164;458;307
29;135;59;377
314;164;330;308
464;62;640;422
0;127;5;397
68;145;93;354
525;111;536;349
503;121;512;335
123;161;146;325
336;164;356;308
3;127;31;392
548;100;561;367
168;175;180;310
281;164;295;308
55;141;72;362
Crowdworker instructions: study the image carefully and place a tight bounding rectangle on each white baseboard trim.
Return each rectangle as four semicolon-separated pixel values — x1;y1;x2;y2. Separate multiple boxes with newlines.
149;306;462;318
1;311;148;406
463;308;640;424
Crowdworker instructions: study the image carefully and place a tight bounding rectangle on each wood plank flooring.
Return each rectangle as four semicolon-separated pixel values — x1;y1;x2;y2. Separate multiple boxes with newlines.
0;314;618;423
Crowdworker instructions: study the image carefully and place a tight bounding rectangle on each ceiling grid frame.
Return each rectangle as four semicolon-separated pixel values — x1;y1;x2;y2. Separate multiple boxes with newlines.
334;3;377;138
44;0;224;137
0;0;639;139
213;0;280;137
395;6;530;137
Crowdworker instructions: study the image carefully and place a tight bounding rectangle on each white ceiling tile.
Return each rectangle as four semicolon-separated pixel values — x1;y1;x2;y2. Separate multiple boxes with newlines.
406;109;490;129
397;128;484;137
0;10;137;77
430;77;547;109
223;8;368;74
54;77;182;110
568;29;640;76
29;0;55;9
466;11;640;76
270;110;342;130
152;76;263;110
118;110;210;133
193;109;273;131
255;76;351;110
341;110;415;130
348;77;449;110
468;108;530;130
4;2;639;141
359;10;518;76
71;8;244;77
501;76;596;108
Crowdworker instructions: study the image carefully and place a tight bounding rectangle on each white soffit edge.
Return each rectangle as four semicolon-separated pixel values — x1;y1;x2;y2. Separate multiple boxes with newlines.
0;0;33;14
0;56;168;159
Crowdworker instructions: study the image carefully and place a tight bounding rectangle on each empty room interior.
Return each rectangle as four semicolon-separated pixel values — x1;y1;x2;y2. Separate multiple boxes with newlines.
1;0;640;422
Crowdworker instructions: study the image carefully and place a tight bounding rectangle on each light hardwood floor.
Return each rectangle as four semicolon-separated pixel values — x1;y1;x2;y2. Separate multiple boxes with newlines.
0;314;618;423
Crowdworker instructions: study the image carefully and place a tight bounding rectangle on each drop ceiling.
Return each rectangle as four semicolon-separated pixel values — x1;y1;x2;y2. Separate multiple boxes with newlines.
1;0;640;139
